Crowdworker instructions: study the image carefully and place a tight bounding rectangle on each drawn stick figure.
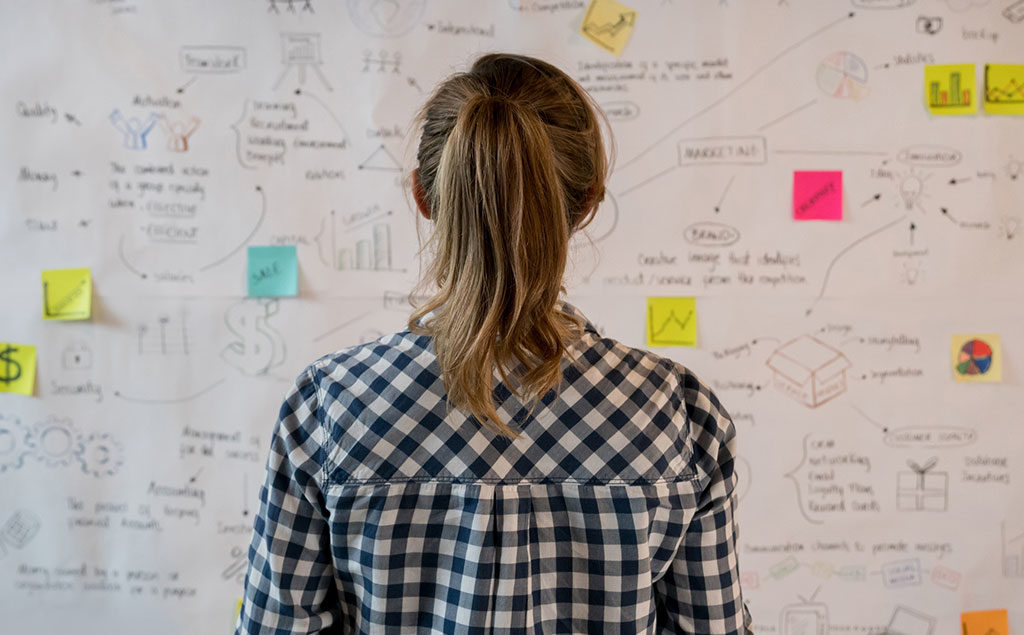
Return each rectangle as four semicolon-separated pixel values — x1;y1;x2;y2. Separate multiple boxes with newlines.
109;109;160;150
159;114;201;152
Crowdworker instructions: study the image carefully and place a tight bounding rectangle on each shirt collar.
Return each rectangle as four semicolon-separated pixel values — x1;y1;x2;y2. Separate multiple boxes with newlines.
411;298;600;337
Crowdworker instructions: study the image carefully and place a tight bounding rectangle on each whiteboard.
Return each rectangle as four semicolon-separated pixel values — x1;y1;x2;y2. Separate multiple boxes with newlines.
0;0;1022;632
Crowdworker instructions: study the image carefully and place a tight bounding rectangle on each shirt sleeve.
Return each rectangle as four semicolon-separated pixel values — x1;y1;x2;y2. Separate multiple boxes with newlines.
654;368;754;634
236;364;341;634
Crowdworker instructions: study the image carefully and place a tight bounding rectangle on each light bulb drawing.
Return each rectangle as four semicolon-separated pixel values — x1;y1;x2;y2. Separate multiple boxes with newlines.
894;169;931;212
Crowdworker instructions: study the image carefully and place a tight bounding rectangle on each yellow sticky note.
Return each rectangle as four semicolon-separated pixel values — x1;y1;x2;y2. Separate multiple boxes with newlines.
984;64;1024;114
924;64;976;115
42;268;91;320
951;334;1001;383
0;343;36;396
647;297;697;347
961;609;1009;635
580;0;637;56
236;597;242;618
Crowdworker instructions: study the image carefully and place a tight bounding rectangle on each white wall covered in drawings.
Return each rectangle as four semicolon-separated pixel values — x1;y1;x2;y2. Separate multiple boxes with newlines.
1;0;1022;632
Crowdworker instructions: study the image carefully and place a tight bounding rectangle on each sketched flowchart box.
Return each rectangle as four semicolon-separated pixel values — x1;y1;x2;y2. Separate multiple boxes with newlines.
766;335;851;408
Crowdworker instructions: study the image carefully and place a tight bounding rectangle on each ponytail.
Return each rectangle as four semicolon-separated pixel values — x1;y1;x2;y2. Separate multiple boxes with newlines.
408;54;608;439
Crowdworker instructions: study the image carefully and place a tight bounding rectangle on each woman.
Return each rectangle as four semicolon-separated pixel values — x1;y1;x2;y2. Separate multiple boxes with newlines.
236;52;753;634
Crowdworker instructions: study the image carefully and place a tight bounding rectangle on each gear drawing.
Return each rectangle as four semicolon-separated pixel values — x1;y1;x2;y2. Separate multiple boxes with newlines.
76;433;124;478
0;415;30;472
28;416;82;468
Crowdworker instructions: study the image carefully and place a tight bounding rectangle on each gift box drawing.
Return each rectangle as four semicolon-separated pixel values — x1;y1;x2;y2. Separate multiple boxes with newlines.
897;457;948;511
766;335;851;408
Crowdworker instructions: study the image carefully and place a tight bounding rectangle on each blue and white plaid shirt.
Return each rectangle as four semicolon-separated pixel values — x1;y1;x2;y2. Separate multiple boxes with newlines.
236;300;753;634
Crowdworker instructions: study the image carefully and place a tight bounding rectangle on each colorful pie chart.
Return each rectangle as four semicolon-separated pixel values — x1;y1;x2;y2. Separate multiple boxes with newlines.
956;339;993;375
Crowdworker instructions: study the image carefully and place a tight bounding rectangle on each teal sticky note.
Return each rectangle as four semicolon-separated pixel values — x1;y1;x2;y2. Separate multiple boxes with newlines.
247;246;297;297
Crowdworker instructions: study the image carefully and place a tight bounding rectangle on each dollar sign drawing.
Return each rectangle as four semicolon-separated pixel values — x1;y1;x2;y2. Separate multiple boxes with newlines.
0;345;23;385
221;299;286;376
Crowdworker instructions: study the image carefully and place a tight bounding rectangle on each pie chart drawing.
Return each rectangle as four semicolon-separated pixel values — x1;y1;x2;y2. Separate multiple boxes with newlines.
347;0;426;38
956;338;993;375
816;51;870;101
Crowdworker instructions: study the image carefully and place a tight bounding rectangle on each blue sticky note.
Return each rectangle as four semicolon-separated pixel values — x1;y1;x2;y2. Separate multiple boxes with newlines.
247;246;297;297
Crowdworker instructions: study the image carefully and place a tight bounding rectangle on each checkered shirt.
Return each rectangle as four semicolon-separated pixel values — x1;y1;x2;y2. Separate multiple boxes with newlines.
236;300;753;634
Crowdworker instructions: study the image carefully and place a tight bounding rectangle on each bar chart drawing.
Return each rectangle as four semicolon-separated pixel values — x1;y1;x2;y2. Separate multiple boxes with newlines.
273;32;333;91
928;70;970;108
321;208;399;272
337;222;392;271
1001;520;1024;578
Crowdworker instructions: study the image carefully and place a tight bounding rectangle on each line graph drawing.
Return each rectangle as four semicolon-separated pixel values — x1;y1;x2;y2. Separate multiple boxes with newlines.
647;299;696;346
984;64;1024;114
582;10;635;39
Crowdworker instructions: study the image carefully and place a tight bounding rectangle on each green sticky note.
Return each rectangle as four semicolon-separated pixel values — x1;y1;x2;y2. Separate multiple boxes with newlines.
924;64;976;115
646;297;697;347
0;343;36;396
247;246;297;297
42;268;92;320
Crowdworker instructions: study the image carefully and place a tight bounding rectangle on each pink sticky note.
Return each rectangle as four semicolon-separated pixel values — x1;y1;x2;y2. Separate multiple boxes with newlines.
793;170;843;221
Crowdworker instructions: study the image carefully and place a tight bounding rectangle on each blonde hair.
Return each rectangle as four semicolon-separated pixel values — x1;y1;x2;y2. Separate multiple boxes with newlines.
407;53;609;439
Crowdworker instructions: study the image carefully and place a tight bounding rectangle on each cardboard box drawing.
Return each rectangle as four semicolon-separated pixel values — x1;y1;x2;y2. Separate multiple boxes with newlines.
766;335;852;408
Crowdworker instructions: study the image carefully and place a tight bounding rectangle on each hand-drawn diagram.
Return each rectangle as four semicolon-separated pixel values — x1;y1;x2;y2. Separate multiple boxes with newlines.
221;546;247;584
895;169;930;212
221;299;287;376
0;415;122;478
1001;519;1024;577
346;0;426;37
109;110;160;150
158;115;200;152
362;49;401;73
358;144;402;172
916;15;943;34
883;606;936;635
779;588;829;635
62;342;93;370
927;67;972;111
766;336;851;408
0;509;41;558
137;313;190;356
646;299;696;346
318;208;400;272
580;0;637;55
273;33;333;92
268;0;314;13
31;416;81;467
0;415;30;472
1005;0;1024;22
816;51;869;101
78;434;124;478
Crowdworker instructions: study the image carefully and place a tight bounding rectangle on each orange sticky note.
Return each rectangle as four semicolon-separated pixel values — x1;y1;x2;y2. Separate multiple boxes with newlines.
793;171;842;221
961;609;1008;635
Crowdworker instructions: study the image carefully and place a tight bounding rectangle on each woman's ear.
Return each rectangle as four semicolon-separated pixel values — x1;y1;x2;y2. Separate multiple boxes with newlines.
412;169;430;221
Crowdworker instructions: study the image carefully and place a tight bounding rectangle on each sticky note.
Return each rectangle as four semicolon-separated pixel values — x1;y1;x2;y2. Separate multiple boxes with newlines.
925;64;976;115
580;0;637;56
984;64;1024;114
961;609;1009;635
236;598;243;619
41;268;91;320
247;246;297;297
793;170;843;221
646;297;697;347
951;334;1002;383
0;343;36;396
